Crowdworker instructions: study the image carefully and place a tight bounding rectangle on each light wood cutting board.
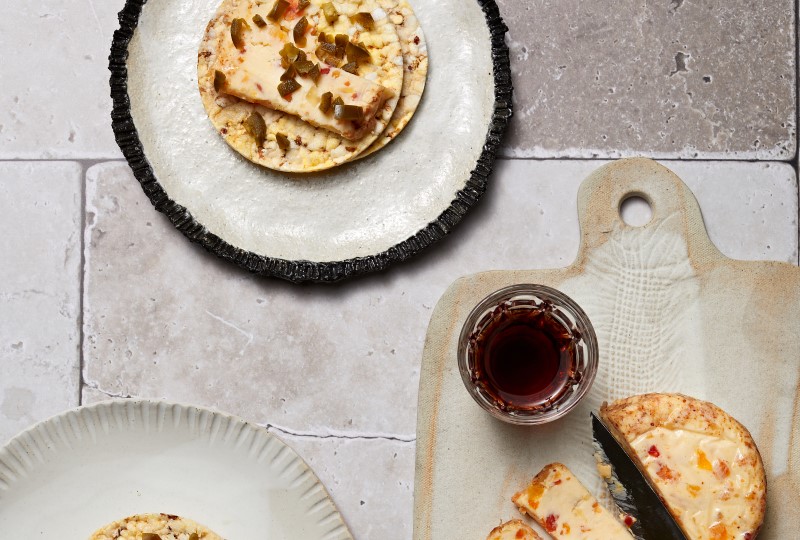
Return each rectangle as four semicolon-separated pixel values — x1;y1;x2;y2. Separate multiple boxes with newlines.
414;158;800;539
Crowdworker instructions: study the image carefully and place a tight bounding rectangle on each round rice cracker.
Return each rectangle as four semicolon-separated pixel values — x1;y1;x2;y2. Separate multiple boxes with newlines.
198;0;404;173
89;513;223;539
356;0;428;159
600;393;767;540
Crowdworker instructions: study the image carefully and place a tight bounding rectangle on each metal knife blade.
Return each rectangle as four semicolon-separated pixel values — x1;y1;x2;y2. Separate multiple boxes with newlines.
591;412;690;540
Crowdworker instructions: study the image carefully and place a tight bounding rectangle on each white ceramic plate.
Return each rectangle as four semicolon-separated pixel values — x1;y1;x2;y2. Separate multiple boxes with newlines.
0;400;352;539
110;0;512;282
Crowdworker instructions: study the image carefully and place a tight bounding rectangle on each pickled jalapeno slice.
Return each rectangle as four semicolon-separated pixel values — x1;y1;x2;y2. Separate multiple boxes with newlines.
280;42;301;63
307;63;321;82
231;18;249;49
267;0;289;20
334;34;349;58
351;12;374;30
276;132;291;150
293;16;308;45
281;64;297;81
319;92;333;113
321;2;339;23
335;34;350;48
333;104;364;121
213;70;227;93
345;41;370;63
245;112;267;147
317;42;337;55
315;43;342;67
293;60;316;75
277;78;301;97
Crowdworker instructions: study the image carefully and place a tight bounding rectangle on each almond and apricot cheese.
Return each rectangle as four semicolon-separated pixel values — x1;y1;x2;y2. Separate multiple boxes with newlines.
600;393;766;540
486;519;542;540
512;463;635;540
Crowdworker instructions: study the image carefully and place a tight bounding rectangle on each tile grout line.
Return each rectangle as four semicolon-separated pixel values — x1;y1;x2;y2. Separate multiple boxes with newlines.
3;155;798;265
75;159;109;406
0;156;799;163
77;162;89;407
4;145;799;410
2;146;795;412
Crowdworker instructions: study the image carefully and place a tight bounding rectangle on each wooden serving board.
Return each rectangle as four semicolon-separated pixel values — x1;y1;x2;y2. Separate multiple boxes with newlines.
413;158;800;539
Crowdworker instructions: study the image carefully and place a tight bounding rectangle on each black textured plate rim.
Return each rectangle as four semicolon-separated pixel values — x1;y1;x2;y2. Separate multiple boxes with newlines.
109;0;513;284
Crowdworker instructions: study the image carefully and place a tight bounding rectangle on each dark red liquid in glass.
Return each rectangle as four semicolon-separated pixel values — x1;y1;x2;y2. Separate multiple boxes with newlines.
471;306;576;410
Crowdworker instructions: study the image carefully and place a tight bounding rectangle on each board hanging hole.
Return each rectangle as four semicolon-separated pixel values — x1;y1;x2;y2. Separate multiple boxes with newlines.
619;194;652;227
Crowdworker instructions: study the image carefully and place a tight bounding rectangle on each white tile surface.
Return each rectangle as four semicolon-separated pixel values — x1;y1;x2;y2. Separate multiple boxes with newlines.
279;434;415;540
0;157;786;537
0;0;126;159
670;161;799;262
81;160;798;434
0;162;83;444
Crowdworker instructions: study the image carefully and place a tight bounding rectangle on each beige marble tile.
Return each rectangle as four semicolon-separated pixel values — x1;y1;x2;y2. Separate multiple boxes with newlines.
80;386;124;404
0;0;126;158
497;0;796;159
82;162;429;437
278;434;414;540
81;159;797;539
669;161;799;262
82;160;798;439
0;162;82;444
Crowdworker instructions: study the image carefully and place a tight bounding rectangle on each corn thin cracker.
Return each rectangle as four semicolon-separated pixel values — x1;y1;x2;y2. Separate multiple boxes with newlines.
356;0;428;159
198;0;404;173
89;513;224;540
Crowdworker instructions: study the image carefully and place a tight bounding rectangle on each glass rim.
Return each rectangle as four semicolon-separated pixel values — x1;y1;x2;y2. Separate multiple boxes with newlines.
457;283;598;425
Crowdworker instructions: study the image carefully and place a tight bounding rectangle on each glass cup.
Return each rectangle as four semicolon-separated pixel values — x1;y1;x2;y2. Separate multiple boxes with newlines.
457;284;598;425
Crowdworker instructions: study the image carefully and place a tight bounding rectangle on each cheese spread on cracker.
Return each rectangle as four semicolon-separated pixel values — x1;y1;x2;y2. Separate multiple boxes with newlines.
198;0;427;173
600;393;766;540
513;463;635;539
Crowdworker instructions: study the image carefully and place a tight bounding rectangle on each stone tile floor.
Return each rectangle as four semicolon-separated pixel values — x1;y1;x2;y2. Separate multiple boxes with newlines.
0;1;798;538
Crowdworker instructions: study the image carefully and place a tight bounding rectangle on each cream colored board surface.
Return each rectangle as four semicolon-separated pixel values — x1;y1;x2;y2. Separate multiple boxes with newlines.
413;158;800;539
127;0;492;262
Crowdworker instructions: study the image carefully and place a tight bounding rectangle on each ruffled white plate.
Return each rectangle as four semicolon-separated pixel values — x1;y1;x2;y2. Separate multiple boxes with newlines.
0;400;352;539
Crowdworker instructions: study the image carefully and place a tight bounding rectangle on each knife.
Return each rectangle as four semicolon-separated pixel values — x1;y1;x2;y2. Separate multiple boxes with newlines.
591;412;690;540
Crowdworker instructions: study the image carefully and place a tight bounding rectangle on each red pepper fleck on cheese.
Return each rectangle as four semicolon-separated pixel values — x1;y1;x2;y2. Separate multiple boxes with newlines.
602;393;767;540
213;2;389;140
512;463;635;540
485;519;542;540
